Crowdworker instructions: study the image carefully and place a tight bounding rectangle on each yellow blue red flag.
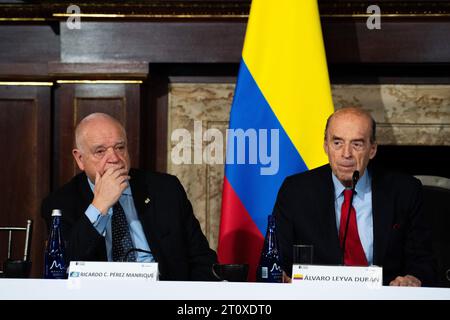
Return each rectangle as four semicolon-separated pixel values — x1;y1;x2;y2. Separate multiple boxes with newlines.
217;0;334;281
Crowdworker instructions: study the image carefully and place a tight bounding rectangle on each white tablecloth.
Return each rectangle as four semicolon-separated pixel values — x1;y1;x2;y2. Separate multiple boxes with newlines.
0;279;449;300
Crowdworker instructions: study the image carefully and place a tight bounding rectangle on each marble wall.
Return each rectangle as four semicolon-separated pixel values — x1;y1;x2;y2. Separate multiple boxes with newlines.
167;84;234;250
332;85;450;145
167;83;450;250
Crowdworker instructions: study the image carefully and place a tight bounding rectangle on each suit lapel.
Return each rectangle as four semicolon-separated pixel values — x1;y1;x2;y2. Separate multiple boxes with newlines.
129;169;161;260
76;173;95;209
371;168;394;265
130;169;150;218
317;165;343;263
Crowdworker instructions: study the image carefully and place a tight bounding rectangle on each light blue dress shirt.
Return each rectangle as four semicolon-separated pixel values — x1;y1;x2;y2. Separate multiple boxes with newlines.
332;170;374;265
84;178;154;262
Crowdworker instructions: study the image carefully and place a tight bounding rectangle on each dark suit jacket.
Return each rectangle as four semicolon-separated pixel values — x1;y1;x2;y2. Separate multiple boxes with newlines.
273;164;435;286
41;169;218;281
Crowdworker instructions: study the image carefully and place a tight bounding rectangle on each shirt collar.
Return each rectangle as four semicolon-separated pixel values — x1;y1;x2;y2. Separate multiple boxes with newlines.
87;176;132;196
332;168;371;200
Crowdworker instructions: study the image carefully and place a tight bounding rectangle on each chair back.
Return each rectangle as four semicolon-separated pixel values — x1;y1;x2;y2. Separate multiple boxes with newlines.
0;219;33;278
416;175;450;287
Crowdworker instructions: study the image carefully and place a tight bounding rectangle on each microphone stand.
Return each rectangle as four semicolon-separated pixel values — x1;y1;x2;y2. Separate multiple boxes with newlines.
122;248;161;279
341;170;359;265
122;248;153;262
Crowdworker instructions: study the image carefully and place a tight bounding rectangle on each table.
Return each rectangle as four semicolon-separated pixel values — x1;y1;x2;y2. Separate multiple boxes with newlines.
1;279;449;300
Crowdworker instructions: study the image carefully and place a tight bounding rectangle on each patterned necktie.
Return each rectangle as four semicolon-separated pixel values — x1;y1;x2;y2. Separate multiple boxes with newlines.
112;201;136;262
339;189;368;266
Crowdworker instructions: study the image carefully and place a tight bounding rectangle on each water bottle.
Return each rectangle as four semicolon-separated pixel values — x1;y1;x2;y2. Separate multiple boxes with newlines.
44;209;67;279
256;214;283;282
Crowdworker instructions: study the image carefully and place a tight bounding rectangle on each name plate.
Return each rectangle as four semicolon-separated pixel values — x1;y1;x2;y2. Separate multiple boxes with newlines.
68;261;159;282
292;264;382;288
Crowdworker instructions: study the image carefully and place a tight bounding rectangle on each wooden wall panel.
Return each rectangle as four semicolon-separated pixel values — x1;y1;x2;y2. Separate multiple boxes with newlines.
59;19;450;65
54;83;142;188
60;22;245;63
322;20;450;64
0;25;59;63
0;85;50;278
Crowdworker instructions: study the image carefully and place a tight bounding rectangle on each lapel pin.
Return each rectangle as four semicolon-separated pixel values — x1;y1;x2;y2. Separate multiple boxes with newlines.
145;198;150;204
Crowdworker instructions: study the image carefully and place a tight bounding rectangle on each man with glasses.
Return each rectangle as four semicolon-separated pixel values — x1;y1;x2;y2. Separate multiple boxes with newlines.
274;107;434;286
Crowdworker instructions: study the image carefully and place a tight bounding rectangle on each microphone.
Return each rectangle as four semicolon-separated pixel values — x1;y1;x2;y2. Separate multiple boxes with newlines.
341;170;359;265
122;248;153;262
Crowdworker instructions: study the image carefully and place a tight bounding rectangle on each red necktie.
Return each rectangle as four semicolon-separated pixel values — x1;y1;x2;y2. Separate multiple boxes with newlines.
339;189;368;266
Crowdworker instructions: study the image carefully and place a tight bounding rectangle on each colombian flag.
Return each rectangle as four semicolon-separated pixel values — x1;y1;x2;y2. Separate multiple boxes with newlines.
218;0;334;281
293;274;304;280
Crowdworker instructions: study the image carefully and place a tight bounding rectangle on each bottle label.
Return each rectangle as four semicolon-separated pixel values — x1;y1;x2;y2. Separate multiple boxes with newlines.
270;263;283;282
257;262;282;282
44;254;67;279
261;267;268;279
49;260;65;272
270;263;282;274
